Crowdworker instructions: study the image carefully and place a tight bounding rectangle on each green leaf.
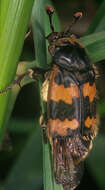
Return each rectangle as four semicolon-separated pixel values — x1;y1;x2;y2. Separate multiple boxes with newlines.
0;0;34;142
0;0;10;36
86;0;105;34
80;31;105;62
8;119;35;133
43;143;63;190
87;135;105;189
98;100;105;116
4;119;43;190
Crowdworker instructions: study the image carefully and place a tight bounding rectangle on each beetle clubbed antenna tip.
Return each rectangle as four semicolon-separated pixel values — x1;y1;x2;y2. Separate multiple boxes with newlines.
74;12;83;19
45;5;54;15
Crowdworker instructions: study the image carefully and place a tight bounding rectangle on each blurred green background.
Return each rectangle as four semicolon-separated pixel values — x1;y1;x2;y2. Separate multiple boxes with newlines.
1;0;105;190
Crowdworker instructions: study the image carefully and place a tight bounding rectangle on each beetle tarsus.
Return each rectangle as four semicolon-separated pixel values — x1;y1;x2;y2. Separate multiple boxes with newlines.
40;113;48;143
0;67;50;94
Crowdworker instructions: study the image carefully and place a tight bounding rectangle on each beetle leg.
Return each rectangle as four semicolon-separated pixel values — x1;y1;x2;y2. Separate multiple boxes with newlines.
0;71;30;94
0;67;50;94
28;67;50;80
40;112;48;144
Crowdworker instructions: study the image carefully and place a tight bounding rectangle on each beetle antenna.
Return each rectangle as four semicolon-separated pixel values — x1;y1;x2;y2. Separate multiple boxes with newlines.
46;5;55;33
64;12;83;36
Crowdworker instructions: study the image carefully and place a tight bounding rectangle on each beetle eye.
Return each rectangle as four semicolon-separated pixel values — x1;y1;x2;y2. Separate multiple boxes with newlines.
52;35;59;41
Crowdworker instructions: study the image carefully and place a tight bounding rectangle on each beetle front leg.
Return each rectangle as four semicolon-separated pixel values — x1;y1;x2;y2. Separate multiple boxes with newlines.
0;67;50;94
0;71;30;93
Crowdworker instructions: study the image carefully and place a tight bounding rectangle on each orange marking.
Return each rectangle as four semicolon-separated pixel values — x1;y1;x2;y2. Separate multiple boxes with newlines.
50;82;79;104
82;82;96;102
45;5;54;13
48;65;79;104
74;12;83;18
85;116;96;128
49;118;79;136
